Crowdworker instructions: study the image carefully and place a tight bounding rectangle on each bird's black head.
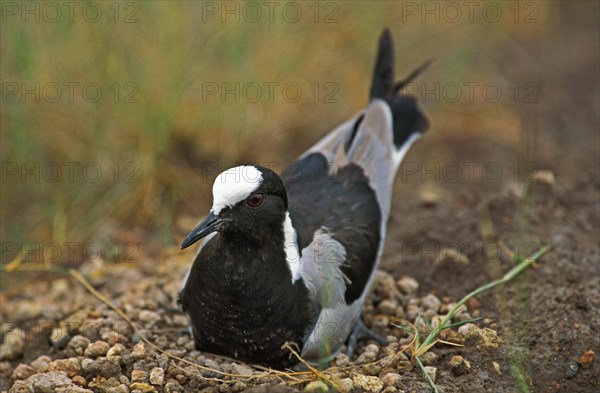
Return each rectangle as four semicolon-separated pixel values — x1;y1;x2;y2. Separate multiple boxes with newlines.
181;165;289;249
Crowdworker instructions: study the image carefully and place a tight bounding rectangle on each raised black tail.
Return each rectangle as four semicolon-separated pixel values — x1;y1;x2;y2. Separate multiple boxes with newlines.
370;29;430;148
369;28;395;103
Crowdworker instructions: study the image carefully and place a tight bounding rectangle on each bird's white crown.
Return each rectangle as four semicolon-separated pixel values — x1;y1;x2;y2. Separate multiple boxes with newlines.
211;166;263;214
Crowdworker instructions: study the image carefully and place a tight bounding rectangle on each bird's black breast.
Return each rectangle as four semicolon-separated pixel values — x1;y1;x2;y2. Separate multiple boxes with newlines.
178;234;314;368
283;153;382;304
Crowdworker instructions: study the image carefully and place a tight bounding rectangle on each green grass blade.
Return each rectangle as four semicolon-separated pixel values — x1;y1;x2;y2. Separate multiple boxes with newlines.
415;355;439;393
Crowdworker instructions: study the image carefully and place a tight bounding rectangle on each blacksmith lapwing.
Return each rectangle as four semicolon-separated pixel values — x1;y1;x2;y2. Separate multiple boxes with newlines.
178;29;429;368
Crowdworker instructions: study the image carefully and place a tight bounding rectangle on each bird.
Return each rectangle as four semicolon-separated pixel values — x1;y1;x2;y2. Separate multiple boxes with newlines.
178;28;429;368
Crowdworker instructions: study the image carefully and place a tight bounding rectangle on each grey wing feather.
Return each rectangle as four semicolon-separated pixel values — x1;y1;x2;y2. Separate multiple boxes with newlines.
299;229;349;309
301;99;420;226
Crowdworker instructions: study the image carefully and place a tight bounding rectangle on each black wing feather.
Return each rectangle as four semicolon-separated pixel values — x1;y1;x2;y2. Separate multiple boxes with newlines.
283;153;381;304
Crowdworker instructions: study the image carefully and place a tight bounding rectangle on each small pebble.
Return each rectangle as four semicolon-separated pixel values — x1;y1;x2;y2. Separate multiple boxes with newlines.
466;297;481;312
67;335;91;356
230;362;253;376
379;356;394;368
396;360;414;372
22;371;73;392
9;380;31;392
335;353;350;367
0;328;25;360
149;367;165;385
381;372;402;387
131;332;142;343
372;315;389;331
47;357;82;377
11;363;37;380
107;384;130;393
30;355;52;372
138;310;161;324
439;302;455;314
458;323;477;336
85;341;110;358
352;373;383;392
156;354;170;370
434;247;469;267
175;374;188;385
184;340;196;351
419;351;438;366
424;366;437;383
49;326;71;349
492;361;501;374
72;375;87;386
171;315;189;327
531;169;556;187
419;190;440;207
421;294;441;312
449;355;471;376
165;380;184;393
133;359;149;373
130;382;157;392
79;320;102;341
201;358;222;378
337;378;354;393
364;344;379;354
354;350;377;365
81;356;121;378
394;306;405;319
107;344;124;357
375;271;401;299
361;362;382;376
378;299;398;315
578;349;595;368
204;358;221;370
455;311;473;322
131;342;147;359
303;380;329;392
465;327;502;349
397;276;419;294
102;329;127;345
131;370;149;383
405;304;420;322
230;381;247;392
565;362;579;379
88;377;121;393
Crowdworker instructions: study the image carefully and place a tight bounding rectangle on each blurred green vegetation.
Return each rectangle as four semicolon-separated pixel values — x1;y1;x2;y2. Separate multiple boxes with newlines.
1;1;597;282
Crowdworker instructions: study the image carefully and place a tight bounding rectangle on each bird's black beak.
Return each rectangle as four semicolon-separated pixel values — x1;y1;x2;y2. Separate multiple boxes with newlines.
181;212;226;249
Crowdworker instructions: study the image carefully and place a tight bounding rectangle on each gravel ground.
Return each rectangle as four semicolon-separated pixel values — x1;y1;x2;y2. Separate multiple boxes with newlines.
1;176;598;393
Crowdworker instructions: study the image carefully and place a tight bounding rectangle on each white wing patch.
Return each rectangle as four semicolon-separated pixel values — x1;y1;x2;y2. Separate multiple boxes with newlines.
211;166;263;215
283;212;301;282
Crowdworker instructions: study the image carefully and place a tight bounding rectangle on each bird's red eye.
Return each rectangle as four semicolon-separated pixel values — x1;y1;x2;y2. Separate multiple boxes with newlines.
246;193;265;208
